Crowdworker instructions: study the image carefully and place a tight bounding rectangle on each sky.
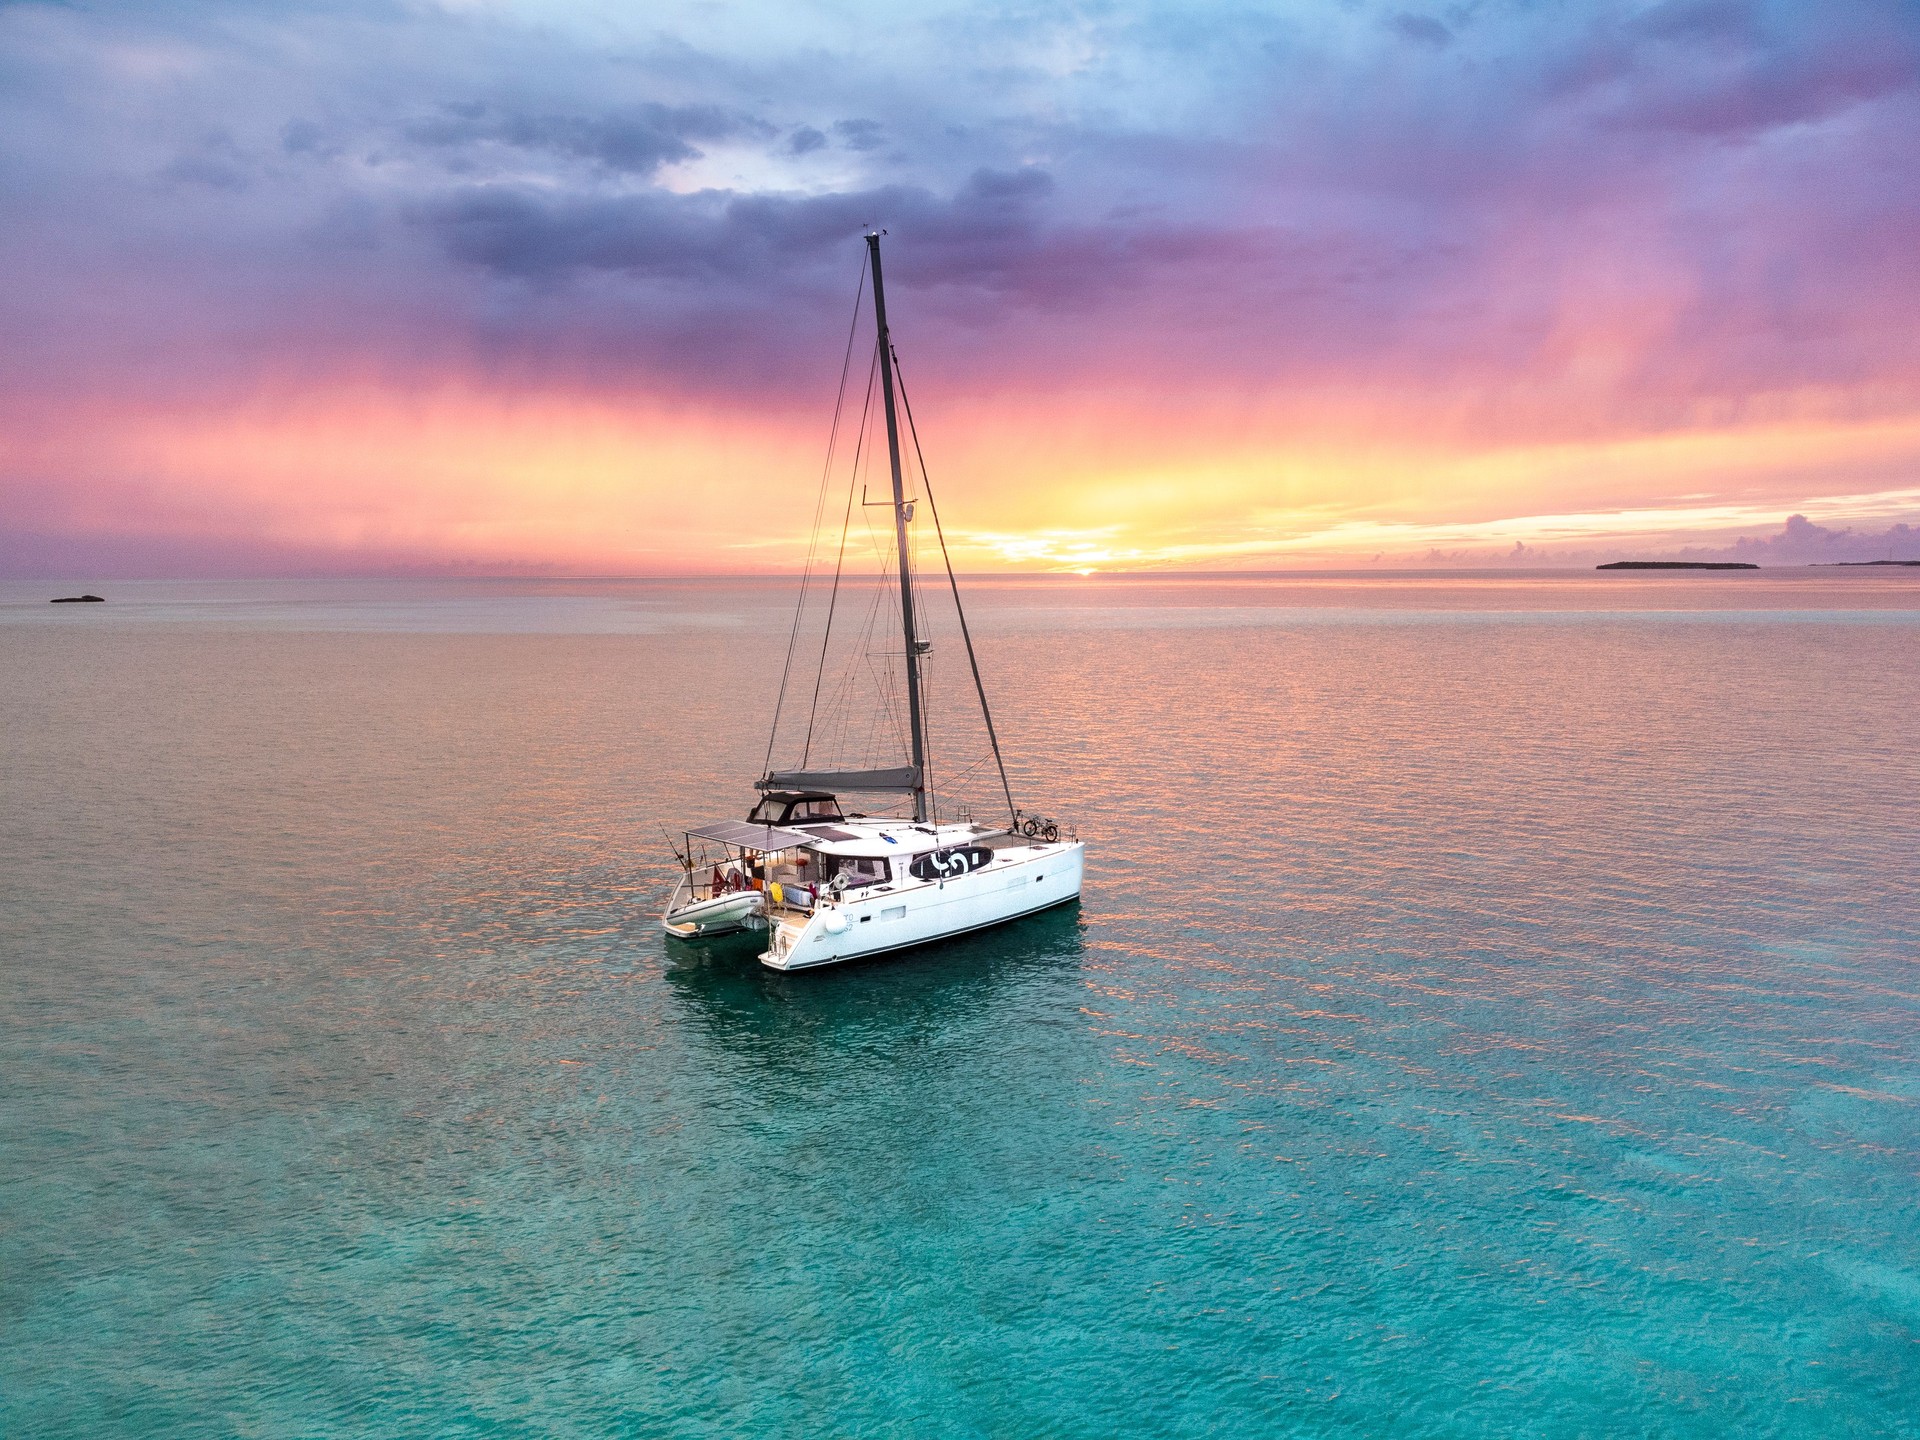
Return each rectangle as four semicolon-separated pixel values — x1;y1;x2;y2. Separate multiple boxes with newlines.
2;0;1918;575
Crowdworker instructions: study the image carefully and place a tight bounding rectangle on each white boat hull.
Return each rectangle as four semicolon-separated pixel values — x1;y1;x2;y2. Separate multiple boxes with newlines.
760;840;1082;970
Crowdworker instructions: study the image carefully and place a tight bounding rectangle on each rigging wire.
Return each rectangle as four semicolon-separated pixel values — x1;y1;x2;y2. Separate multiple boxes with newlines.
762;247;1008;827
891;347;1020;826
794;347;909;802
801;341;879;765
762;256;869;781
839;403;911;779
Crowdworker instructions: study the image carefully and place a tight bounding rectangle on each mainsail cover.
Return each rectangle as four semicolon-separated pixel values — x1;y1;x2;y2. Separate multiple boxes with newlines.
758;766;920;793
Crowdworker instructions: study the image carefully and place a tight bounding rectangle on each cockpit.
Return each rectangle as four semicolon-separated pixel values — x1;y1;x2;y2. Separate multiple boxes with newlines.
746;790;846;826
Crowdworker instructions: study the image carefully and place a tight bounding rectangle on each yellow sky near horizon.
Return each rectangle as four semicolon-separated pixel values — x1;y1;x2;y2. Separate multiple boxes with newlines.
6;381;1919;572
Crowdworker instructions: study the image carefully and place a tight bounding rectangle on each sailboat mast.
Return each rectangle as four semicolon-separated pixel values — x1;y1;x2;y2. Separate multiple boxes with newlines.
866;231;929;823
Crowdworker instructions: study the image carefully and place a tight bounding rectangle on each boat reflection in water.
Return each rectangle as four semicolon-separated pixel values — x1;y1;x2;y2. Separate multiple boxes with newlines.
662;900;1087;1064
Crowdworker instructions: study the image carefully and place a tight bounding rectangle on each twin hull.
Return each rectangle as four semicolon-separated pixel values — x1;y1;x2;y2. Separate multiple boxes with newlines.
762;840;1083;971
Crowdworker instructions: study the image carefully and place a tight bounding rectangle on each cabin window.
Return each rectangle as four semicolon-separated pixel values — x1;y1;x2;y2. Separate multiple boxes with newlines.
907;846;994;883
745;793;845;825
826;855;887;888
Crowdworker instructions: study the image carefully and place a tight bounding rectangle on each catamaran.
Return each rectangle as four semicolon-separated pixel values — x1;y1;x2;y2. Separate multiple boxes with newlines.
662;232;1084;971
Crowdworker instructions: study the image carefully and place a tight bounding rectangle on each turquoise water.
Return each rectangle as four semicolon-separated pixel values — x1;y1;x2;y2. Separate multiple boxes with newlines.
3;573;1918;1437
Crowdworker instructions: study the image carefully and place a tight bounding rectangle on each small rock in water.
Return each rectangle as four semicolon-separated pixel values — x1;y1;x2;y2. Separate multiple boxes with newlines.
50;594;106;603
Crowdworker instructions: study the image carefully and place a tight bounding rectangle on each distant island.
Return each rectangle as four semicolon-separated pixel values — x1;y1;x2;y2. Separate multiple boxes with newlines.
1817;560;1920;567
50;594;106;603
1596;561;1758;571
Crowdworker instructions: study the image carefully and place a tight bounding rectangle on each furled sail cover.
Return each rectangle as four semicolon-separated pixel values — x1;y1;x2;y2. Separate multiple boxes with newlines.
758;766;920;793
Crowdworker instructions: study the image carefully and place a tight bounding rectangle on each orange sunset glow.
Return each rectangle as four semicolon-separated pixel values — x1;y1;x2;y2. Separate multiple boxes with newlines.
3;1;1918;573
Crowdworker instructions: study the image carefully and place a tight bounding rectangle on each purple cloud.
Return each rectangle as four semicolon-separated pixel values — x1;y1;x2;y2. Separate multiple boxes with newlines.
401;101;762;175
1689;515;1920;564
0;0;1916;416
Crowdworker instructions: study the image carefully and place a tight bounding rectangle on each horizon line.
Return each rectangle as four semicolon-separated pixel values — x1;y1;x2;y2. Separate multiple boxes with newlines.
9;562;1913;585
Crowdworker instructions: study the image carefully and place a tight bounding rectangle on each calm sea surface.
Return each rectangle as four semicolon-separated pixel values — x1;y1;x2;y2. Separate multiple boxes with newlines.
3;572;1918;1437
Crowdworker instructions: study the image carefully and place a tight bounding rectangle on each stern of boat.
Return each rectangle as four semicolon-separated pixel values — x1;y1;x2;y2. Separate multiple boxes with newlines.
661;872;767;939
760;905;828;970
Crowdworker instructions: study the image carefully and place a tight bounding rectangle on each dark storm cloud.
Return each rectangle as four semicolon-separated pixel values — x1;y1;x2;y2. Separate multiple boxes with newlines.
420;183;899;282
401;101;764;175
1;0;1918;411
415;164;1257;315
417;165;1066;296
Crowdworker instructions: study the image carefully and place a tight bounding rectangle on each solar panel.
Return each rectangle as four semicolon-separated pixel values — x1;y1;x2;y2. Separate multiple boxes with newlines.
683;820;814;851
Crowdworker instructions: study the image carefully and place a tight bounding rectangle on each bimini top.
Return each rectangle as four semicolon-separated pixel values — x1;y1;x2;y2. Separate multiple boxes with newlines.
684;819;817;852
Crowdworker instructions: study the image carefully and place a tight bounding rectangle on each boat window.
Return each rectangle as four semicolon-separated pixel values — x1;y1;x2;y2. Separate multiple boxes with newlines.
827;856;887;888
907;846;994;882
746;794;845;824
